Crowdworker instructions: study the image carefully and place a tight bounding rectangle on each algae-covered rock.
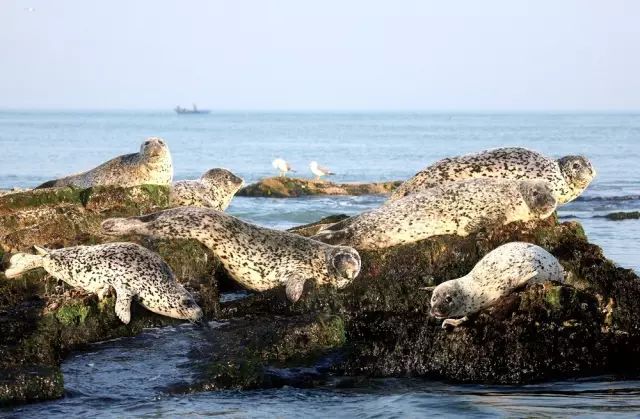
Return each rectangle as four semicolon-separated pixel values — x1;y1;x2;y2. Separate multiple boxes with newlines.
237;177;401;198
0;185;222;406
0;185;172;251
172;314;346;392
222;215;640;384
3;183;640;405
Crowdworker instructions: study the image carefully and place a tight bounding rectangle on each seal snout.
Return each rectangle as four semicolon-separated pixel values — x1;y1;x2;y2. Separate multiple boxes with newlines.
142;137;169;157
330;248;362;284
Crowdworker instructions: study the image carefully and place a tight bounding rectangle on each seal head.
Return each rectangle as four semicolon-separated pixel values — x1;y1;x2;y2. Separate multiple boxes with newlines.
430;280;468;319
149;283;203;322
557;155;596;193
518;180;557;219
140;137;171;160
326;246;362;287
201;168;244;189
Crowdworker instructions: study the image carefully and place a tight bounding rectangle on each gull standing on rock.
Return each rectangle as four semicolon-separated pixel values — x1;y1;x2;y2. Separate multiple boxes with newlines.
309;161;335;181
272;158;295;177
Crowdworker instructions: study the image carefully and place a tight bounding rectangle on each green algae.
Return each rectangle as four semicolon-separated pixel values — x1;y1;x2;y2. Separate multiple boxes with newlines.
55;303;91;326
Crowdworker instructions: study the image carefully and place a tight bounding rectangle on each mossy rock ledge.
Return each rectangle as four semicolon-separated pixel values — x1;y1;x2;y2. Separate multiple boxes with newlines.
0;186;221;406
237;177;402;198
212;215;640;389
2;185;640;405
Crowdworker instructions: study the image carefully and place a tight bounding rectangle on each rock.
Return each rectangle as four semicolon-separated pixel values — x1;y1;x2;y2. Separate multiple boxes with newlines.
0;185;222;405
3;185;640;404
237;177;401;198
170;314;346;393
220;215;640;385
598;211;640;221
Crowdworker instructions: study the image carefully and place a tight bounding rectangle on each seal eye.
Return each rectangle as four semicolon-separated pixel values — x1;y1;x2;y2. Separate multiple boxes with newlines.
573;163;580;169
532;190;539;197
144;141;150;145
445;295;453;303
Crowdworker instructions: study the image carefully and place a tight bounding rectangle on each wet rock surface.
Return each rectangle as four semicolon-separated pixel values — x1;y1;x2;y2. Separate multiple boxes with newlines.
1;186;640;405
237;177;401;198
220;216;640;385
0;186;220;406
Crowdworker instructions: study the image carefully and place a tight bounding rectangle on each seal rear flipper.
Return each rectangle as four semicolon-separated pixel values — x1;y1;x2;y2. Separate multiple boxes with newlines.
101;217;147;236
464;214;507;236
4;252;44;279
114;287;134;324
285;275;308;303
310;228;350;245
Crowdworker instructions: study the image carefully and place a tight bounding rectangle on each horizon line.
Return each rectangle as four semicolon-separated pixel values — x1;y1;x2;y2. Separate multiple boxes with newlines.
1;108;639;114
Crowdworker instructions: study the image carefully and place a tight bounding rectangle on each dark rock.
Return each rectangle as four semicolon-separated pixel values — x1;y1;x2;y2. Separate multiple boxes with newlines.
222;216;640;384
3;184;640;404
0;185;221;405
598;211;640;221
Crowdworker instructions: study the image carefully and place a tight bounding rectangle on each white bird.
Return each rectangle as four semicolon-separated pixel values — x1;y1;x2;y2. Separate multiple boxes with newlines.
272;158;295;177
309;161;335;181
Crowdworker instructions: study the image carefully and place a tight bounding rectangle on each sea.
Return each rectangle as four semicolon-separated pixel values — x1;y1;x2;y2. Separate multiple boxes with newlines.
1;111;639;418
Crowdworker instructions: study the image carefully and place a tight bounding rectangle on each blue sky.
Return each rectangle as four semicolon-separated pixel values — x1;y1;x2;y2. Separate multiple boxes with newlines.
1;0;639;110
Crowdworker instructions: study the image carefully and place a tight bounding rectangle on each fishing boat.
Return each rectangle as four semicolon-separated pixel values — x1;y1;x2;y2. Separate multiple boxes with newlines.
174;104;210;114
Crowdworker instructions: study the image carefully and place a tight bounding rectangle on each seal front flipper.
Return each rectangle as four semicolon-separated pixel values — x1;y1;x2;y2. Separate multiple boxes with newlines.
285;275;308;303
114;286;134;324
96;285;114;301
464;214;507;236
512;270;540;289
442;316;469;329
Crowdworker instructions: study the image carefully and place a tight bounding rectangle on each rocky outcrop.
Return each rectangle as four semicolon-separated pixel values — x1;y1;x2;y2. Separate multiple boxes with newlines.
237;177;401;198
0;186;221;406
210;216;640;387
599;211;640;221
2;185;640;405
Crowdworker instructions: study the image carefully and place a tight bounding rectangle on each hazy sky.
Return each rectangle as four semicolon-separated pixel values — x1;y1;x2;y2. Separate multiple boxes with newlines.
1;0;639;110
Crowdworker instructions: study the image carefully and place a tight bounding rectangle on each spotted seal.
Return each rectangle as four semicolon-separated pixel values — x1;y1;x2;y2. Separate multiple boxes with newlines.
311;178;557;250
170;168;244;210
35;137;173;189
430;242;565;328
3;243;202;324
390;147;595;204
101;207;362;302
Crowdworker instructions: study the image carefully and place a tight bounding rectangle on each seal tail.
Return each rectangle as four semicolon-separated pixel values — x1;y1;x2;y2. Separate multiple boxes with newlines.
101;217;148;236
4;252;45;279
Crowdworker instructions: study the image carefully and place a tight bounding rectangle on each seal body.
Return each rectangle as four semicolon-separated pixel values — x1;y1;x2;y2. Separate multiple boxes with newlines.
390;147;595;204
101;207;361;302
4;243;202;324
170;168;244;210
430;242;564;327
35;137;173;189
311;179;557;250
